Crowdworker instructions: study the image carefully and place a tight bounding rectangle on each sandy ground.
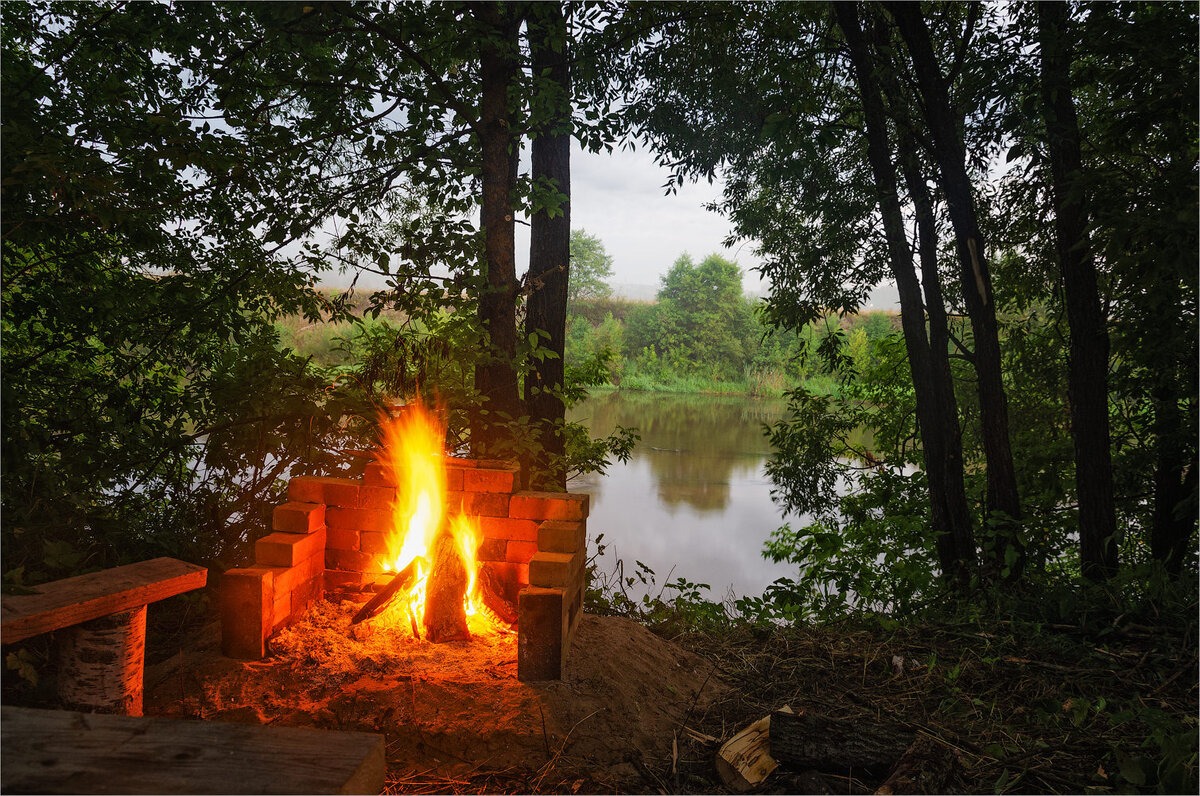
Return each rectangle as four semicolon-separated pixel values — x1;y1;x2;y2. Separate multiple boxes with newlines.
144;595;729;790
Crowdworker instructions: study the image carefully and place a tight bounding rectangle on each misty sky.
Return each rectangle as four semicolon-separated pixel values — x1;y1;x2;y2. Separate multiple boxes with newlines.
331;142;898;307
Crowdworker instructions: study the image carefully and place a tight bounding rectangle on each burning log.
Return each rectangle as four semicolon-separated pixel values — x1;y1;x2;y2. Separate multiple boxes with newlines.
350;557;425;626
422;531;470;643
478;563;518;625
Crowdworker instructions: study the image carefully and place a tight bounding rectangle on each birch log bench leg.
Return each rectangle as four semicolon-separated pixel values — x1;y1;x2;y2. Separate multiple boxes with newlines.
0;557;208;715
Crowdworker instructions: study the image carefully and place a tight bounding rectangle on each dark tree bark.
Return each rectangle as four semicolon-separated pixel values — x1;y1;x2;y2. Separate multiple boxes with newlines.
896;125;976;574
1038;1;1119;580
835;2;974;583
471;2;521;455
523;2;572;490
1151;378;1197;576
885;2;1025;579
768;709;913;774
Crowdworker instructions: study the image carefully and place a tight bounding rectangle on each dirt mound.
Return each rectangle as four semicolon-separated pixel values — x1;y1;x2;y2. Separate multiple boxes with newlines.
144;599;728;788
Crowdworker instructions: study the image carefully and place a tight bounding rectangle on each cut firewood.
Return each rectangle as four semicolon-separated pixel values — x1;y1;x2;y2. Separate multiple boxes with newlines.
422;531;470;643
350;557;424;626
479;562;518;625
715;705;793;792
874;734;960;795
769;709;913;775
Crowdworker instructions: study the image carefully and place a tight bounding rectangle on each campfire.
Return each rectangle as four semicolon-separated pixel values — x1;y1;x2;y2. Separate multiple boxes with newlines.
220;397;589;681
351;403;512;641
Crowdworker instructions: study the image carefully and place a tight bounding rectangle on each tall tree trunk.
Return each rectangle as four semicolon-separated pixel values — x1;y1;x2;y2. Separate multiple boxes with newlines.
885;2;1025;580
1038;1;1118;580
1151;369;1196;576
835;2;973;584
895;127;975;573
524;2;572;490
472;2;521;455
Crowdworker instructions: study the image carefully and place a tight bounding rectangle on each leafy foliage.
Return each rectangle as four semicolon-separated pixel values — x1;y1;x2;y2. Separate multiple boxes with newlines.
567;228;615;303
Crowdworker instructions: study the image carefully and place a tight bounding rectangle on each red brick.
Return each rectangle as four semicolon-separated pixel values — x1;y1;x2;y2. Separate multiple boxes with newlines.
327;506;392;532
446;456;479;468
272;588;290;632
505;540;539;564
477;538;507;562
326;548;383;574
528;551;580;588
537;520;586;553
305;546;325;577
444;490;465;513
478;516;539;542
444;466;464;491
359;530;392;556
272;502;325;533
518;586;566;681
290;577;323;619
326;526;360;552
484;561;530;589
475;458;518;469
463;465;518;493
220;568;274;660
255;528;326;568
508;492;589;521
567;581;585;642
288;476;361;507
358;485;396;510
269;562;309;594
465;491;510;518
324;569;369;590
363;462;395;487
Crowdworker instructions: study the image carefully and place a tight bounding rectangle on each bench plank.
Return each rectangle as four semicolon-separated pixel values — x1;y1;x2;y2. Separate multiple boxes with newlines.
1;706;386;795
1;557;207;644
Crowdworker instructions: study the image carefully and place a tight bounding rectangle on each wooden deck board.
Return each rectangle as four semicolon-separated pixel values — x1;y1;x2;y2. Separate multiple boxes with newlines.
1;557;208;643
1;706;386;795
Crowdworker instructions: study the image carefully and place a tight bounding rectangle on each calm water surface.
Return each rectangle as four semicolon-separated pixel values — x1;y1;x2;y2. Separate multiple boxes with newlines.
567;390;800;600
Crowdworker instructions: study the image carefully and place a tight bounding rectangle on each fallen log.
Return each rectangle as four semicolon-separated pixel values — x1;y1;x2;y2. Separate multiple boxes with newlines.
769;709;913;775
874;734;960;795
479;563;518;625
423;531;470;643
715;705;793;792
350;557;424;626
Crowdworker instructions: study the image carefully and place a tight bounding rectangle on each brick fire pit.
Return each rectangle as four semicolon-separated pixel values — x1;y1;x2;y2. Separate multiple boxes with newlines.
220;458;588;681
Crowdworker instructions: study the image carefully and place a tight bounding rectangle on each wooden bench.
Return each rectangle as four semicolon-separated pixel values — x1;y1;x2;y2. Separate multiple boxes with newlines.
1;557;207;715
1;706;386;794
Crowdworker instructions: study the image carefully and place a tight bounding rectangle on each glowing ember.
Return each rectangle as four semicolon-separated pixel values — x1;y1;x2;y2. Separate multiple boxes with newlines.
371;398;507;638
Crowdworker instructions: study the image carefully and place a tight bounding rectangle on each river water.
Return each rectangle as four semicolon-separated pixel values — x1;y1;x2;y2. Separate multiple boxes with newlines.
566;390;799;601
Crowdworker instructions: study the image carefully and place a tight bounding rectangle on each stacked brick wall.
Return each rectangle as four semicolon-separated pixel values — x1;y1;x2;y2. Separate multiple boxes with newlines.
220;457;589;680
220;502;326;659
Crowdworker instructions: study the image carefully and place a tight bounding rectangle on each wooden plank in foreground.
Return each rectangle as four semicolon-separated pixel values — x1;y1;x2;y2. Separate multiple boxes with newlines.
1;706;386;795
1;557;207;643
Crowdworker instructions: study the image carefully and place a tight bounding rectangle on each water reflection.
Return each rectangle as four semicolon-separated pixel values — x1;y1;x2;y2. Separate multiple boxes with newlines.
567;390;799;599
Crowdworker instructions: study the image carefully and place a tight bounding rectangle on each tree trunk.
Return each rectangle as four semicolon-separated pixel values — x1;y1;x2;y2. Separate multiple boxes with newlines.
835;2;973;583
524;2;572;490
896;125;976;574
886;2;1025;580
471;2;521;456
1038;1;1118;580
1151;379;1196;576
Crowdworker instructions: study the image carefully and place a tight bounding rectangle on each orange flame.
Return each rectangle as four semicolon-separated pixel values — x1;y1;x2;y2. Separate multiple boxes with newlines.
372;399;508;637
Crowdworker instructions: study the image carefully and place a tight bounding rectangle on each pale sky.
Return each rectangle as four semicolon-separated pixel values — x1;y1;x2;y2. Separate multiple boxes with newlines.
331;142;898;307
541;142;769;293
